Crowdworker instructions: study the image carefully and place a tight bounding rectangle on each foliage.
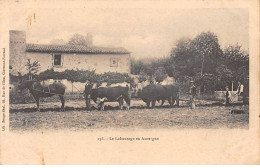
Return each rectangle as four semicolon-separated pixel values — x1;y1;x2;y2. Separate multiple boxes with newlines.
25;59;41;80
67;33;93;46
131;59;144;75
169;32;223;82
131;58;170;83
154;67;167;83
140;63;155;77
196;73;218;94
222;44;249;83
191;32;223;75
138;71;149;83
169;38;198;80
10;73;28;83
215;65;233;86
235;65;249;84
167;31;250;92
222;44;249;71
101;72;134;86
9;84;35;104
36;69;134;87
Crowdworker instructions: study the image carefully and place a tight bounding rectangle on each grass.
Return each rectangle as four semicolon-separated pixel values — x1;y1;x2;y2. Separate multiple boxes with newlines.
9;99;249;132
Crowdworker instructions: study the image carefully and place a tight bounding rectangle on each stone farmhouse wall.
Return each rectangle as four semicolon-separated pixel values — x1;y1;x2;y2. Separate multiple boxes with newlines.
26;52;130;74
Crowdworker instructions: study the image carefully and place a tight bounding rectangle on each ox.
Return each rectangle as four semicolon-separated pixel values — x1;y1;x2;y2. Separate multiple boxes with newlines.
137;84;179;108
84;84;131;111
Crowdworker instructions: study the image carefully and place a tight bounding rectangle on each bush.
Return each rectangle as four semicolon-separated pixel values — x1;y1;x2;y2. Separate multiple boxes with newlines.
9;83;35;104
154;67;167;83
138;71;148;83
37;69;134;86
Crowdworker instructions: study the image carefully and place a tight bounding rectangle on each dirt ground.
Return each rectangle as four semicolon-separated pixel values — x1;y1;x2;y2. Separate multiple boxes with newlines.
9;99;249;132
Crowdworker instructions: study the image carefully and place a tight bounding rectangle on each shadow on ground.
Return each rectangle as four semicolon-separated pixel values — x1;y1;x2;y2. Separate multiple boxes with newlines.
9;102;246;113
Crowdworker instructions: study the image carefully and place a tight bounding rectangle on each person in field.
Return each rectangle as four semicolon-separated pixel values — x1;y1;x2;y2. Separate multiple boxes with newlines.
225;86;231;107
236;81;245;103
237;81;244;96
189;81;196;109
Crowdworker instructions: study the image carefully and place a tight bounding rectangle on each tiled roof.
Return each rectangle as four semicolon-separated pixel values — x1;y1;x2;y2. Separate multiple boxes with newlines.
26;43;130;54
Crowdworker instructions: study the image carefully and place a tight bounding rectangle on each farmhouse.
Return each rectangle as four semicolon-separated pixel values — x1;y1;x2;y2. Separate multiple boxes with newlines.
9;30;131;76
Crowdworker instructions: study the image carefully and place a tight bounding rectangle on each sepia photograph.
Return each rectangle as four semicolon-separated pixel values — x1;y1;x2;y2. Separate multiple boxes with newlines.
8;8;249;131
0;0;259;165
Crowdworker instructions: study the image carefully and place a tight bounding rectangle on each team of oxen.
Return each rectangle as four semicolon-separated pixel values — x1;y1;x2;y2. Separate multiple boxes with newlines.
84;83;180;111
17;79;179;111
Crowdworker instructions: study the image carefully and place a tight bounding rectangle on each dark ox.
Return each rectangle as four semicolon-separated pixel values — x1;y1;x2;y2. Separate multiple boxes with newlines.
137;84;179;108
84;84;131;110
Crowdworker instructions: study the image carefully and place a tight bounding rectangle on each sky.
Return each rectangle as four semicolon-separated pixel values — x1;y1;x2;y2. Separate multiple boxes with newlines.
9;8;249;60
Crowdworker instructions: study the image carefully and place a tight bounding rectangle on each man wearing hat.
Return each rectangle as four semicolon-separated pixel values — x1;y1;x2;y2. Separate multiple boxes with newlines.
189;81;196;109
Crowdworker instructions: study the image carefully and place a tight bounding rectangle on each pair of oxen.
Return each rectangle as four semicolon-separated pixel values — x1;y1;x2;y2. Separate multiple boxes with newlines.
84;83;180;111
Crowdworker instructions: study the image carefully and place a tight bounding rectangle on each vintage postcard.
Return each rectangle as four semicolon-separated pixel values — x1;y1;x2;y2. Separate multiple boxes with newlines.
0;0;259;165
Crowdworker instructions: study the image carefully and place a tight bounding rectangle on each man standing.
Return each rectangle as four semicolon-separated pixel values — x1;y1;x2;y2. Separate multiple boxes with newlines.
237;81;244;96
84;80;92;111
237;81;246;104
242;78;249;105
189;81;196;109
225;86;231;106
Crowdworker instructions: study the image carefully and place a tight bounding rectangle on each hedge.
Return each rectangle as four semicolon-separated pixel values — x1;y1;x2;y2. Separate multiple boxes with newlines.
11;69;135;87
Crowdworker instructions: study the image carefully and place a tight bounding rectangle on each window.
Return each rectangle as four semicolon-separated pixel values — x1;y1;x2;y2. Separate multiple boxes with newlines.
110;58;118;67
54;54;61;66
53;54;62;67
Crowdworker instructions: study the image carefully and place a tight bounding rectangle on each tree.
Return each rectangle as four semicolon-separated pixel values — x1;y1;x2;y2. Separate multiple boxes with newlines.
138;71;149;83
50;39;66;45
217;44;249;88
222;44;249;78
169;32;222;79
169;38;198;81
140;63;155;77
168;32;223;94
25;59;40;80
131;59;144;75
154;67;167;83
68;33;93;46
235;65;249;84
191;31;223;76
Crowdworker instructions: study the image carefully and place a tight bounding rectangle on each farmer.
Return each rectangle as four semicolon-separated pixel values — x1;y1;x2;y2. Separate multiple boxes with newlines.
237;81;245;100
237;81;244;96
225;86;231;106
84;80;92;110
189;81;196;109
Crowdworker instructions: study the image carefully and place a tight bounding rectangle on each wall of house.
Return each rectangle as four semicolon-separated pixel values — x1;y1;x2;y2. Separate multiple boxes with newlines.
9;30;27;75
26;52;131;74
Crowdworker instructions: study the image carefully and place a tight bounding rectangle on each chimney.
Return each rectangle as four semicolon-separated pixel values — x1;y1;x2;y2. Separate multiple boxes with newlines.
9;30;27;75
